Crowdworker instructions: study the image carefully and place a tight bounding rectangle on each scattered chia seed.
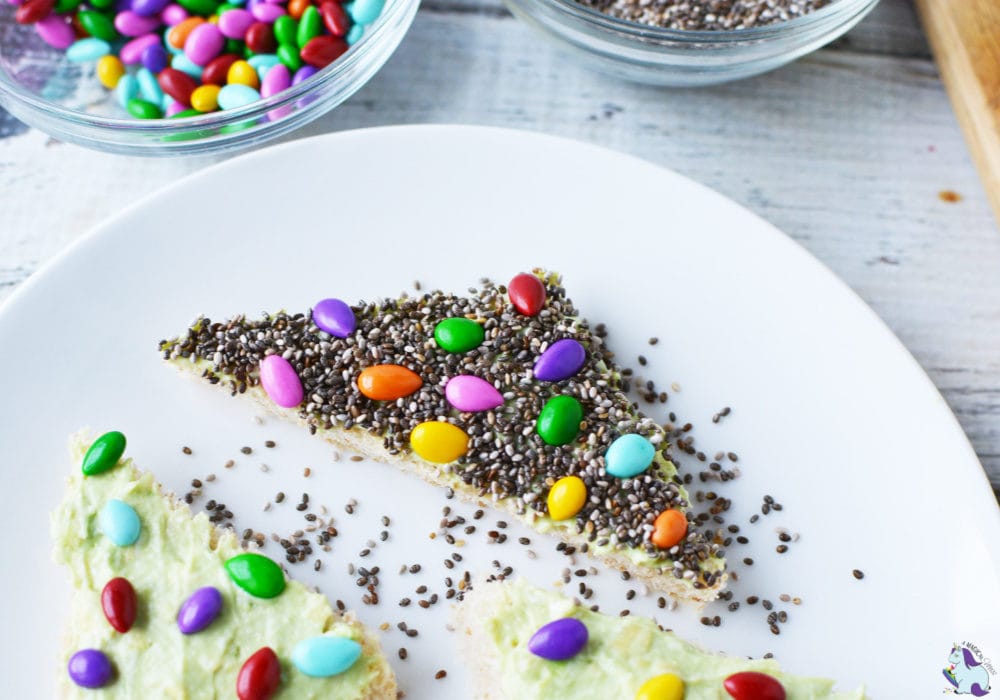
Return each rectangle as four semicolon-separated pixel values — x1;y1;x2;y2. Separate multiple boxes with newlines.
399;648;408;660
853;569;865;580
435;670;447;680
182;446;192;455
240;446;252;455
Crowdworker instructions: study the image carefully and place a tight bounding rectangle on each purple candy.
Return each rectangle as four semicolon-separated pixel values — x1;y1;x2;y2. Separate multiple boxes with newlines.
533;338;586;382
160;3;188;25
68;649;114;689
35;15;76;49
528;618;589;661
131;0;169;16
120;33;160;64
292;64;318;85
312;298;356;338
141;42;168;72
177;586;223;634
114;9;162;37
218;8;253;39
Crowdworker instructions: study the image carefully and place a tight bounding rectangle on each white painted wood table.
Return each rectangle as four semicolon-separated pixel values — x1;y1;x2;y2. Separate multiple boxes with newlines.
1;0;999;500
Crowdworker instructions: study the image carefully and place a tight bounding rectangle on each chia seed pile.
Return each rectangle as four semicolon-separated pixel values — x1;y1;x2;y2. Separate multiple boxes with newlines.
161;275;724;592
574;0;832;31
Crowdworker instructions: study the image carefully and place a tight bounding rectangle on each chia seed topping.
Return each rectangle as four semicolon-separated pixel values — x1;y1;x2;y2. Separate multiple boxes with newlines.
575;0;832;31
161;272;724;588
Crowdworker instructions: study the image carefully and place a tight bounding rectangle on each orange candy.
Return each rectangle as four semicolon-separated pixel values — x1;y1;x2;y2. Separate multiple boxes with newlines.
357;365;422;401
288;0;312;19
650;509;688;549
167;17;205;50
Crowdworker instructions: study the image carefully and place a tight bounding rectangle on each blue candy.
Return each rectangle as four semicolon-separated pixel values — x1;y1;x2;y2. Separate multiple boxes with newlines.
136;67;164;104
218;84;261;110
115;74;138;110
604;433;655;478
346;23;364;45
98;499;141;546
347;0;384;25
171;53;203;79
292;636;362;677
247;53;282;81
66;38;111;63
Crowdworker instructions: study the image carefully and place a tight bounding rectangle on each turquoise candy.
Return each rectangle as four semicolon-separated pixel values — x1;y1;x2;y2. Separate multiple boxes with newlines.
292;636;362;677
348;0;384;24
171;53;204;79
81;431;126;476
218;83;261;110
247;53;281;81
115;74;138;110
66;38;112;63
346;23;364;45
99;499;141;546
604;433;655;478
136;67;164;104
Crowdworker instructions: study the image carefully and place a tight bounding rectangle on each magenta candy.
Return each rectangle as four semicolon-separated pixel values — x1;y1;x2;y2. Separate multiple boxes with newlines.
177;586;223;634
34;14;75;49
160;3;188;24
7;0;25;6
259;354;303;408
292;64;318;85
217;8;253;39
184;22;224;66
120;33;160;64
250;1;284;21
528;618;589;660
261;62;290;97
165;100;186;116
445;375;504;413
114;10;161;36
312;298;355;338
132;0;168;16
68;649;114;689
533;338;586;382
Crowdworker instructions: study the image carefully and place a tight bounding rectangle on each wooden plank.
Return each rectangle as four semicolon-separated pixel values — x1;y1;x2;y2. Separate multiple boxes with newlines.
915;0;1000;224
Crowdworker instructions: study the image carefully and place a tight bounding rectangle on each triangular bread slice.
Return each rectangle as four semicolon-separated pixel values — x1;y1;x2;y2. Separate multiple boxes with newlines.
159;271;726;604
52;432;396;698
453;577;868;699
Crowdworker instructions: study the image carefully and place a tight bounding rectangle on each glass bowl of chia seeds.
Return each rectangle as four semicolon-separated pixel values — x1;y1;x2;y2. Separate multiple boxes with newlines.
502;0;880;85
0;0;417;155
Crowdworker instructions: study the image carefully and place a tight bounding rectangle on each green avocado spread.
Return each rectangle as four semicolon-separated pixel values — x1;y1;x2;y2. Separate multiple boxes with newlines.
473;578;867;700
52;437;391;698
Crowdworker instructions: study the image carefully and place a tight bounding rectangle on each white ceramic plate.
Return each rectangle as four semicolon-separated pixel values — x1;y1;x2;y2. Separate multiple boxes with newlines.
1;126;997;699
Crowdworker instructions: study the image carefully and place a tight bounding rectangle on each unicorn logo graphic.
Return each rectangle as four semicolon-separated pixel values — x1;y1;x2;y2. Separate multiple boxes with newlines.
944;643;993;696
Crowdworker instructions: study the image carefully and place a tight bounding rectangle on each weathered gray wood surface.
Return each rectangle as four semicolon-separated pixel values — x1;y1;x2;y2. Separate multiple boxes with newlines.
1;0;999;497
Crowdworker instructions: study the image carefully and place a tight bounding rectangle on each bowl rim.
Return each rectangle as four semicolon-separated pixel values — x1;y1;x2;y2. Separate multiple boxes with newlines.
518;0;880;41
0;0;415;131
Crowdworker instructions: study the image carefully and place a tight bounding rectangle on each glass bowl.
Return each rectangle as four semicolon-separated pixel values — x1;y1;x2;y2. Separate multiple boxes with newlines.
0;0;418;155
501;0;880;86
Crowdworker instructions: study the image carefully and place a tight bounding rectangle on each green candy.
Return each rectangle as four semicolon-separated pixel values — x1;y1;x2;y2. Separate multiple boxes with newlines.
296;6;321;48
81;431;127;476
216;2;237;11
176;0;219;15
276;43;302;71
127;98;162;120
87;0;113;9
54;0;82;12
225;553;286;598
170;109;203;119
536;395;583;446
434;318;485;354
274;15;298;49
225;38;244;55
77;10;118;41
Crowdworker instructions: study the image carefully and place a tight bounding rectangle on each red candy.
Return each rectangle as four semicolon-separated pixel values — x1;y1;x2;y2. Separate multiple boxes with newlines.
319;2;349;37
158;67;199;106
101;577;137;634
202;53;241;86
15;0;56;24
723;672;787;700
237;647;282;700
245;22;277;53
300;35;348;68
508;273;546;316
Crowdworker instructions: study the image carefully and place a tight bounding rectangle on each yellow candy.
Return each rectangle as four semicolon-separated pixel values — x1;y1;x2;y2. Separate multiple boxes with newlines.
191;84;221;113
410;421;469;464
96;55;125;90
546;475;586;521
636;673;684;700
227;60;260;89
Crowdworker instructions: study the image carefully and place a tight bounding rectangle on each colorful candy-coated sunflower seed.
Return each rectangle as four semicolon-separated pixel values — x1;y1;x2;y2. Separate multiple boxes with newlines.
723;672;787;700
68;649;114;689
547;475;586;521
650;509;688;549
434;317;485;353
101;577;137;633
177;586;224;634
508;272;546;316
237;647;281;700
534;338;586;382
410;421;469;464
357;365;422;401
99;500;141;546
528;618;588;661
259;354;303;408
312;298;356;337
636;673;684;700
291;636;362;677
604;433;655;478
225;552;286;598
535;395;583;446
82;431;126;476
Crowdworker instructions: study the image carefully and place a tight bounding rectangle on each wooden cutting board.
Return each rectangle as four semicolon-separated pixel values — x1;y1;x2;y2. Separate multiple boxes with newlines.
915;0;1000;222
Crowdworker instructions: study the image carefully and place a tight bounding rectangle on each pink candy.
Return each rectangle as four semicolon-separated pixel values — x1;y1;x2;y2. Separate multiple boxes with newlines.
259;355;303;408
160;4;189;25
184;22;224;66
34;14;75;49
218;8;253;39
165;100;186;117
261;63;290;97
250;2;284;22
445;376;504;413
120;34;161;64
114;10;162;37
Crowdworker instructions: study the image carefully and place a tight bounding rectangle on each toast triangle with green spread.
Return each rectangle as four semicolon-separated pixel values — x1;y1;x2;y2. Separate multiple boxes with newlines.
159;271;727;604
53;432;396;698
453;577;868;700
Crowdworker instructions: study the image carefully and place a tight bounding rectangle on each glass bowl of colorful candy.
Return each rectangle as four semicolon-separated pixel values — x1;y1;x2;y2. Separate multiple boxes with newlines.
0;0;417;154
